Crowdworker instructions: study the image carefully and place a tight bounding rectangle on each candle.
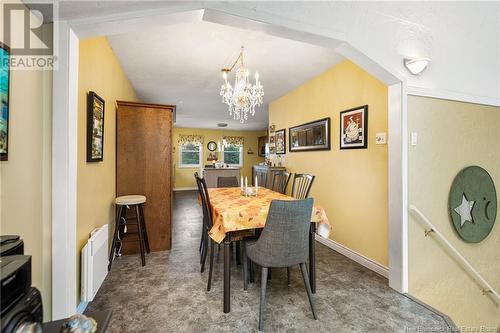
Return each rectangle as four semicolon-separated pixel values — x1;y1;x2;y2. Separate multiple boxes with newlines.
255;175;258;194
240;176;244;191
245;176;248;193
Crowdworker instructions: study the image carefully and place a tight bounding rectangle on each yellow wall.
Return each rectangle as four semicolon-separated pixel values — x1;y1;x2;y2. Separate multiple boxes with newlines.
269;60;388;266
77;37;139;304
0;20;53;320
408;96;500;328
173;127;266;189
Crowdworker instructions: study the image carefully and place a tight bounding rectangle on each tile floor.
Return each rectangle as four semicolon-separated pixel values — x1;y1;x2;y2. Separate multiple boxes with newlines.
86;191;453;332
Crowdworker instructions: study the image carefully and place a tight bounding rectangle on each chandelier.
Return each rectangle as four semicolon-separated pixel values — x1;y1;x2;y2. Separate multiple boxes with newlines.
220;46;264;123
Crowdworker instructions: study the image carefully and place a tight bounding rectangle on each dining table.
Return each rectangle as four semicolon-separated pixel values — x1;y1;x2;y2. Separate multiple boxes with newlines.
207;187;331;313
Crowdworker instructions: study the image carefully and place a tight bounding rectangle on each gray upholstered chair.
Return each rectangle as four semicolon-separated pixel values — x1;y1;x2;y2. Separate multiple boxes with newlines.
217;176;239;188
245;198;317;331
270;171;291;194
291;173;315;199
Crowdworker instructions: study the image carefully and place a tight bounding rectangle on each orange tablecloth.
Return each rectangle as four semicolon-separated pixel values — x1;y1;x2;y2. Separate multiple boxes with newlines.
208;187;330;243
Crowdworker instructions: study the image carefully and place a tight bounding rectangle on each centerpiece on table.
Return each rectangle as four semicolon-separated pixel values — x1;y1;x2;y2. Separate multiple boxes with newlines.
240;176;258;197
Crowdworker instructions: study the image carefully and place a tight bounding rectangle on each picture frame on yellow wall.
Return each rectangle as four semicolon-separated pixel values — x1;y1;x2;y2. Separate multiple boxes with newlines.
289;117;330;152
207;151;218;161
340;105;368;150
86;91;105;162
275;129;286;154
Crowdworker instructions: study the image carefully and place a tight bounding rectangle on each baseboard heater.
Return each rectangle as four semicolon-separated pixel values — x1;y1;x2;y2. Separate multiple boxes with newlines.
81;224;109;302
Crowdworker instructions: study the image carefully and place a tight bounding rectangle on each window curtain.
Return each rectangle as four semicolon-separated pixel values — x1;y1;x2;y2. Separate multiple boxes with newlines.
178;134;204;146
223;136;244;146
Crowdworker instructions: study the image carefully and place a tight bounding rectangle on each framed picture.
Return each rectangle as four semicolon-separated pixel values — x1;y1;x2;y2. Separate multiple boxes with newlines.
275;129;286;154
289;117;330;152
340;105;368;149
0;42;10;161
86;91;105;162
207;151;218;161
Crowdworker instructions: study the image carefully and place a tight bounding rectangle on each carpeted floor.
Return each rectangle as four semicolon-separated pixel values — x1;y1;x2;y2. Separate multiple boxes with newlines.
85;191;453;332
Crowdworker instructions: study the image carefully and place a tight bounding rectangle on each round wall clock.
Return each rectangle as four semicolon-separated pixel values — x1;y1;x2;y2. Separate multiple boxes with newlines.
449;166;497;243
207;141;217;152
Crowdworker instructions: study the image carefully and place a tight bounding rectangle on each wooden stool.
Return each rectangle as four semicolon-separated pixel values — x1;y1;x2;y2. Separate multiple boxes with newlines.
108;195;150;270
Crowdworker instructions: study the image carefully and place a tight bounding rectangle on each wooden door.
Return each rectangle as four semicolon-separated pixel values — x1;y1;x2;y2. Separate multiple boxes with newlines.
116;101;174;253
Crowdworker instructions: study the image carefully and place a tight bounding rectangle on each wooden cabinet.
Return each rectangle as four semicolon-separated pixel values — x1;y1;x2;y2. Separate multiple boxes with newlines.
116;101;175;253
252;165;286;189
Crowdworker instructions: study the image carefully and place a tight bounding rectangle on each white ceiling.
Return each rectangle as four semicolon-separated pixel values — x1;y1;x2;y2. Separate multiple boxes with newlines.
107;20;344;130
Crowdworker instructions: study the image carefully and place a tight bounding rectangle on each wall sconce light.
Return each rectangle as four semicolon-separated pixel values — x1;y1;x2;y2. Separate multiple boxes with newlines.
404;58;430;75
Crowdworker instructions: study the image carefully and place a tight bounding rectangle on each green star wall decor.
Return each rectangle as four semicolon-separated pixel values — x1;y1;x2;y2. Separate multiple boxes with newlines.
449;166;497;243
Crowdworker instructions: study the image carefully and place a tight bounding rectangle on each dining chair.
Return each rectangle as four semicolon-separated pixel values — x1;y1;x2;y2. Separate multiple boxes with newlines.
196;175;217;288
243;198;317;331
194;173;209;271
270;171;291;194
217;176;239;188
291;173;315;199
245;198;317;331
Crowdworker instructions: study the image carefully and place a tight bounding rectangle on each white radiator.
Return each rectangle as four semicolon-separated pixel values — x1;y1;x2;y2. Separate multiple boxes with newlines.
81;224;109;302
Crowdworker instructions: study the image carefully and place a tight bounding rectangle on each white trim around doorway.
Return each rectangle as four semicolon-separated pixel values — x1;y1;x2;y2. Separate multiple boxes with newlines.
51;6;408;318
52;21;79;319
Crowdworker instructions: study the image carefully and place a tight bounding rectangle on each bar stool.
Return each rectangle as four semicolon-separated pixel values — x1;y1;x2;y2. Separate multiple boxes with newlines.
108;195;150;270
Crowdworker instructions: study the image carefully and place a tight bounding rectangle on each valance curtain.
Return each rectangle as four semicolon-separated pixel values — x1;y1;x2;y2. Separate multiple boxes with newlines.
223;136;244;146
178;134;204;146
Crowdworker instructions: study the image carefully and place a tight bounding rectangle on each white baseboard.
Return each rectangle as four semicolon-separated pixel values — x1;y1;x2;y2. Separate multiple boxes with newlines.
173;187;198;191
76;301;88;314
315;234;389;278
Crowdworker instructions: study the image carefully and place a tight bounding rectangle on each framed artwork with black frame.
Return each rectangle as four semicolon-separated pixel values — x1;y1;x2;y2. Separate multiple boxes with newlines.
289;117;330;152
275;128;286;154
0;42;10;161
340;105;368;150
86;91;105;162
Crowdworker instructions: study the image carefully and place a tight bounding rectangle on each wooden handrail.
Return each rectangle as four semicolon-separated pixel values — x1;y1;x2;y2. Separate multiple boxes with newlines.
409;205;500;305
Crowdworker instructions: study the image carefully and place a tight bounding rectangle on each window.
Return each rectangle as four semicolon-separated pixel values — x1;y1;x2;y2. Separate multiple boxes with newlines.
222;144;243;167
179;142;202;168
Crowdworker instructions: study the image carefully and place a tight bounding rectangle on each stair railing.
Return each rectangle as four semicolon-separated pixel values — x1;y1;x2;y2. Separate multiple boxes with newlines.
409;205;500;305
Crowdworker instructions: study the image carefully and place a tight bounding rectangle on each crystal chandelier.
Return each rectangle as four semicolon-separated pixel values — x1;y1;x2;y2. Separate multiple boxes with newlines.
220;46;264;123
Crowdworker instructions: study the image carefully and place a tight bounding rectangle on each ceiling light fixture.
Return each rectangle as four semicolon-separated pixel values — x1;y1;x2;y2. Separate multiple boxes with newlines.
404;57;430;75
220;46;264;123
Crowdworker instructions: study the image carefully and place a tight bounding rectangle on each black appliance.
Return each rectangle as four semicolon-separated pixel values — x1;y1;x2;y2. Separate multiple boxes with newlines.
0;236;24;256
0;255;43;333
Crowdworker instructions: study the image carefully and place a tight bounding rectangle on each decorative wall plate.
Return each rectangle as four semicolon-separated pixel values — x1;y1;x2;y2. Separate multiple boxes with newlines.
207;141;217;152
449;166;497;243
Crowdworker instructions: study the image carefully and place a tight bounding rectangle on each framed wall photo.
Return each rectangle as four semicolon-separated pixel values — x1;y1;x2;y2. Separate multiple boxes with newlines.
340;105;368;149
0;42;10;161
87;91;105;162
207;151;218;161
289;117;330;152
275;129;286;154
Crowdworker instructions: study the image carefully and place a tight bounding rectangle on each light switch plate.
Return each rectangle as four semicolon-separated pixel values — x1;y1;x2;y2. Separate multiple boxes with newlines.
411;132;418;146
375;132;387;145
